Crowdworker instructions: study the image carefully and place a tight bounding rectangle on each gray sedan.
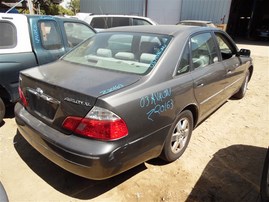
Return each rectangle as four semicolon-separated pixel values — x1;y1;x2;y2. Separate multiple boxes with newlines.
15;25;253;180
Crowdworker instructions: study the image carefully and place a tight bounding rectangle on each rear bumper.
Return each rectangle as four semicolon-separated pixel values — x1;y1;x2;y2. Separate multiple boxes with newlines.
15;103;165;180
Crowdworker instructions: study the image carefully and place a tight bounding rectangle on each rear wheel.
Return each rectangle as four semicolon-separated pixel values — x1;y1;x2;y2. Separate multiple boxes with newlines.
233;70;249;99
0;97;5;123
161;110;193;162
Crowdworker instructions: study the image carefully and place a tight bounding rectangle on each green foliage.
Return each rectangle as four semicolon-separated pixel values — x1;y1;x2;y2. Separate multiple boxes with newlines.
30;0;74;15
68;0;80;14
59;6;74;16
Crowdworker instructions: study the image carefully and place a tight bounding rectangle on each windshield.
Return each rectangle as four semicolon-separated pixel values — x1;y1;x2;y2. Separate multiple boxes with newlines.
63;32;172;75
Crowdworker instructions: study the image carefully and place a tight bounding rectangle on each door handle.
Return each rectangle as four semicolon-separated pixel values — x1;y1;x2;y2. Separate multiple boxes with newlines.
194;80;204;88
227;70;232;75
195;83;204;88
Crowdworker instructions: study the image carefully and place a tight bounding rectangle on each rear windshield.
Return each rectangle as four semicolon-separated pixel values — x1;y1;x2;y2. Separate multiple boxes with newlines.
63;32;172;75
0;21;17;49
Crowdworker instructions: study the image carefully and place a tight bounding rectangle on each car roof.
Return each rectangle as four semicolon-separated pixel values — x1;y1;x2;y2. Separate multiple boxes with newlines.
0;13;86;23
84;14;157;25
25;14;84;22
101;25;218;36
179;20;213;24
86;14;153;19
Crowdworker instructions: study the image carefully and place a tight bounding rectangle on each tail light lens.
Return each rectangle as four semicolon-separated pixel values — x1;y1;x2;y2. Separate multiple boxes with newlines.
18;86;28;107
62;106;128;141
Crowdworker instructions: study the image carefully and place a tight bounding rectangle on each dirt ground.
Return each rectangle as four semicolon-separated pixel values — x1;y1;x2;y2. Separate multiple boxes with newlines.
0;41;268;202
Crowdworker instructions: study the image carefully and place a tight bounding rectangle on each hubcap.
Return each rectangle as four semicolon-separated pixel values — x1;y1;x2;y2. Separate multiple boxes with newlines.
170;117;190;154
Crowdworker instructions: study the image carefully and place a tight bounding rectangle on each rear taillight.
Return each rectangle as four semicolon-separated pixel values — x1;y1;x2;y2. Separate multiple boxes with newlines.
18;86;28;107
62;106;128;141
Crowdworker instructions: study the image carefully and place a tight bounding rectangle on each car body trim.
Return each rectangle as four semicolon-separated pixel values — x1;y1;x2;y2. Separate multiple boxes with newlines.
200;76;243;105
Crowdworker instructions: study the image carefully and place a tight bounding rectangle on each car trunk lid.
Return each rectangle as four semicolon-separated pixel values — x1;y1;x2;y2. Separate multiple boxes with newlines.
19;60;141;133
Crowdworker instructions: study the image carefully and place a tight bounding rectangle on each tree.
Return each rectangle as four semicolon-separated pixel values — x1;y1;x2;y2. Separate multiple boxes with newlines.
58;5;74;16
32;0;56;14
30;0;73;15
68;0;80;14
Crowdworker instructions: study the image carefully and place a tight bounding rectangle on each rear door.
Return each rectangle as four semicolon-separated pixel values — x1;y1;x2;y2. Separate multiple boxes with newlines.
191;32;227;119
29;17;66;65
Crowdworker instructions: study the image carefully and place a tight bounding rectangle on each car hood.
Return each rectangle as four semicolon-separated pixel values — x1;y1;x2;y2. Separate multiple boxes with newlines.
21;60;141;98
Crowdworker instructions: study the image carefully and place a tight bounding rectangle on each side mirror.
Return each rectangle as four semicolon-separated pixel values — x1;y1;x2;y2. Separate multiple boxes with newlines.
238;49;251;57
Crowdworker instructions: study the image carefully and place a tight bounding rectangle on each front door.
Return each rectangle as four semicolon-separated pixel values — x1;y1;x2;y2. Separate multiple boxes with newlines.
214;32;245;97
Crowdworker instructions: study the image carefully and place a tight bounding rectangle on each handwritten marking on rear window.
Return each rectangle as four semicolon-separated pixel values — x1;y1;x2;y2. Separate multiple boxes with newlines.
140;88;173;121
100;84;124;95
149;44;167;68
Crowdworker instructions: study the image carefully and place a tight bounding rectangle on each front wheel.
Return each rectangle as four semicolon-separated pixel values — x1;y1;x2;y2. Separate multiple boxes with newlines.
233;70;249;99
0;97;5;123
161;110;193;162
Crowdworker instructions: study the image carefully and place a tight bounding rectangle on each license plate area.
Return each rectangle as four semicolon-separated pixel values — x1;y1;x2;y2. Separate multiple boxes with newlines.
27;89;60;120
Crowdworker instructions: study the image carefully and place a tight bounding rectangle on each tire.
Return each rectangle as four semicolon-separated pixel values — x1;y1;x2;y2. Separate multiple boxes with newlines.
0;97;5;124
233;70;250;99
161;110;193;162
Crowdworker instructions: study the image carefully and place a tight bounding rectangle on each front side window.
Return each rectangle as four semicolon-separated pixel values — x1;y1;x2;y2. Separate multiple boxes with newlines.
191;32;218;69
64;22;95;47
39;21;62;50
0;21;17;49
215;33;237;60
63;32;172;75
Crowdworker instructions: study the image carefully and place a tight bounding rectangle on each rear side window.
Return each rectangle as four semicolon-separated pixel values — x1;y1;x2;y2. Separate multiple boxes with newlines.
177;44;190;75
111;17;130;27
64;22;95;47
39;20;62;50
133;18;152;25
0;21;17;49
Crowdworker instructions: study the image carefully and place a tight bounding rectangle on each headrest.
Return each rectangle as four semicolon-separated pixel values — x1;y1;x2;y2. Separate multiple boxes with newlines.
97;48;112;57
140;53;156;64
115;52;135;60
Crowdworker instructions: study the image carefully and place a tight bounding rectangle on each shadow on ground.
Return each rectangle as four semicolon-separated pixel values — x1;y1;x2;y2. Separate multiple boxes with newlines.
4;103;15;119
13;130;268;201
234;38;269;46
13;133;147;200
186;144;268;202
0;103;15;127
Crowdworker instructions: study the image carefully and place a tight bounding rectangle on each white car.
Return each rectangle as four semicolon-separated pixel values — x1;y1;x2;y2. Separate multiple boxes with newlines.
81;14;157;31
